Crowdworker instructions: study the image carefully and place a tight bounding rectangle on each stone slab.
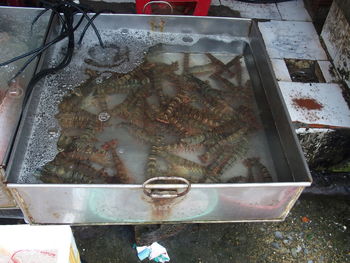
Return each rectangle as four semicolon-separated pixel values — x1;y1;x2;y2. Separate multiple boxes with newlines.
278;82;350;128
317;61;339;83
259;21;327;60
277;0;312;22
271;59;292;82
219;0;281;20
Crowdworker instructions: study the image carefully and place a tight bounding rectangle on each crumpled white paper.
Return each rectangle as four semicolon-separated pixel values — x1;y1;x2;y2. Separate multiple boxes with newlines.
135;242;170;262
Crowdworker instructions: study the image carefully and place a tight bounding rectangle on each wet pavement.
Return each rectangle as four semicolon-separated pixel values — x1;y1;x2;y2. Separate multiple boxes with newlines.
74;195;350;263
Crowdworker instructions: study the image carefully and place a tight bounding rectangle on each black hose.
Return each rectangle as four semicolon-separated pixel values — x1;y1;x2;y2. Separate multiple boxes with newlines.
68;1;104;48
23;10;76;106
0;4;83;68
31;7;67;32
78;9;113;46
7;15;84;81
1;0;106;171
10;33;69;80
0;0;107;107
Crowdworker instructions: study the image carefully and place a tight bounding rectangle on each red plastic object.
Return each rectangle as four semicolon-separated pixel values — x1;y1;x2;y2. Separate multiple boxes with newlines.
5;0;26;6
136;0;211;16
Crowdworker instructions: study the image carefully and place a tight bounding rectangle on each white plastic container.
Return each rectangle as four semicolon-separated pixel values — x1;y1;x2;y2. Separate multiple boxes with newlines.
0;225;80;263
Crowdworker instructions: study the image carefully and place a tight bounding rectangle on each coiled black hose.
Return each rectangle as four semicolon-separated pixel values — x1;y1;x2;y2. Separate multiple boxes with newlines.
0;0;107;106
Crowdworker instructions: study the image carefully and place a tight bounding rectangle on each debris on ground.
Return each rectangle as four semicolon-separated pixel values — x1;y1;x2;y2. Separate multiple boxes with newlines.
135;242;170;262
301;216;311;223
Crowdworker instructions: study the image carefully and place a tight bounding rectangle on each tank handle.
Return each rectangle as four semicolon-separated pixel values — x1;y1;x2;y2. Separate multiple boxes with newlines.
142;176;191;199
143;1;174;14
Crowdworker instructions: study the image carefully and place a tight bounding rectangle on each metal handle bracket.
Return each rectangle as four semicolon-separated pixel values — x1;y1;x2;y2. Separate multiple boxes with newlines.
143;1;174;14
143;176;191;199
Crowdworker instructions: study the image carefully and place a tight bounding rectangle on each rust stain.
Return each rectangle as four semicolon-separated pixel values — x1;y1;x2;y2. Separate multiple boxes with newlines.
292;97;323;110
11;189;35;223
0;89;6;105
0;182;16;207
52;212;60;219
149;19;165;32
151;199;173;221
141;194;185;221
293;121;350;130
141;195;174;221
0;166;17;207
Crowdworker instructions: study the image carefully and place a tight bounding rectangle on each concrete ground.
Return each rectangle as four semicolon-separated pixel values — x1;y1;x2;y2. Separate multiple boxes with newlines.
74;195;350;263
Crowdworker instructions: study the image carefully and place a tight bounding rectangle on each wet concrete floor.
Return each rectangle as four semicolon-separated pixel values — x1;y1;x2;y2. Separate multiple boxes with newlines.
74;195;349;263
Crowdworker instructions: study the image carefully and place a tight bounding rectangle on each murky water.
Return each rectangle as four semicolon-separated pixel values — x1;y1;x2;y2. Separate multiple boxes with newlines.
16;27;278;184
0;9;49;165
0;10;48;88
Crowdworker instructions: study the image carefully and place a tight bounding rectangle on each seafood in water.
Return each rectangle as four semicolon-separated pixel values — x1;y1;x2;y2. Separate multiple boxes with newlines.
253;158;272;182
103;140;132;183
210;73;238;92
146;145;159;178
243;158;255;183
150;71;167;106
159;151;204;171
199;128;247;163
226;176;247;183
180;134;206;145
186;74;225;100
39;50;264;185
225;55;243;78
237;105;261;132
145;136;163;178
156;91;191;123
206;53;234;75
167;165;206;183
56;134;75;152
159;140;202;153
62;145;113;167
183;53;190;72
243;157;272;182
216;141;248;174
166;115;191;135
57;93;83;113
174;105;221;128
188;63;219;75
117;122;159;144
39;159;107;184
56;110;99;129
207;140;248;177
96;78;149;96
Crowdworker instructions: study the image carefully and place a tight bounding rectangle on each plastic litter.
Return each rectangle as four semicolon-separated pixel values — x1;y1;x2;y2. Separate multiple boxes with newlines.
135;242;170;262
